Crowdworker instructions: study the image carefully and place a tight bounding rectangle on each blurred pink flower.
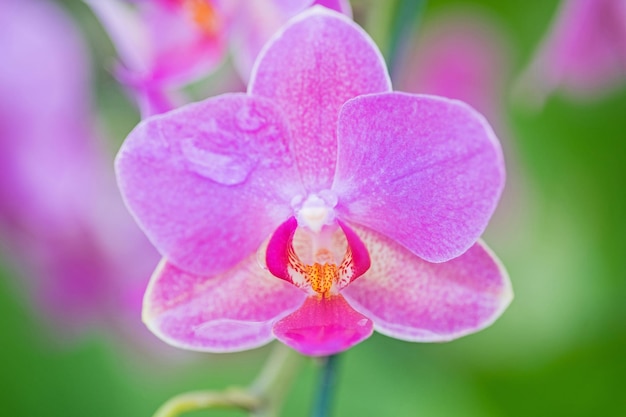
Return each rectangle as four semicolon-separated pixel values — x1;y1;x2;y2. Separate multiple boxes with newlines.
116;7;512;356
396;10;510;130
516;0;626;105
84;0;351;116
0;0;159;341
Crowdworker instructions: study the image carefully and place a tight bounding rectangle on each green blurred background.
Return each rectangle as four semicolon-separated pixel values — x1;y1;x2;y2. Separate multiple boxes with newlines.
1;0;625;416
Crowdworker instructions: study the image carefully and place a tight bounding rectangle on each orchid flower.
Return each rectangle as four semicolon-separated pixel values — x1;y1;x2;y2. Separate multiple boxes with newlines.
516;0;626;106
84;0;351;116
396;10;510;130
116;7;512;356
0;0;160;338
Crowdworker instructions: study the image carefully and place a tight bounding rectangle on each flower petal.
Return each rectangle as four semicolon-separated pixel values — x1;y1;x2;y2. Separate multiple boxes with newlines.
249;6;391;191
273;294;373;356
333;92;505;263
143;257;306;352
265;216;299;283
116;93;304;276
342;225;512;342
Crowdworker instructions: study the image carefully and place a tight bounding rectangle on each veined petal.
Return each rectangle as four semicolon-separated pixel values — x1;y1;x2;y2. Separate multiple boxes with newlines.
273;294;373;356
333;92;505;263
249;6;391;192
116;93;304;276
144;257;306;352
342;225;512;342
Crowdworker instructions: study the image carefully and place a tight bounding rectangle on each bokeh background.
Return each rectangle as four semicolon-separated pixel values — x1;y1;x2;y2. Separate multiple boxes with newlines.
1;0;625;416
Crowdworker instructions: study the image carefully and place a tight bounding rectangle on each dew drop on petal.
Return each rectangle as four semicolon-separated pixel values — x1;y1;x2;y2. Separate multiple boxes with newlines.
236;102;293;167
236;103;268;132
181;137;256;185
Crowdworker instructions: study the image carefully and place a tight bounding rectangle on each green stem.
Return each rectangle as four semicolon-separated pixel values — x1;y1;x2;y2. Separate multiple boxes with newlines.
360;0;427;77
152;389;261;417
387;0;426;76
311;354;342;417
151;343;303;417
361;0;399;60
250;343;304;417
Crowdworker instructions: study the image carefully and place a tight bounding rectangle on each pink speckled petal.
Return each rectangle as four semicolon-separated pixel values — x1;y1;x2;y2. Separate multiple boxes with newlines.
342;225;512;342
249;6;391;191
273;294;373;356
333;92;505;263
116;93;304;276
143;257;306;352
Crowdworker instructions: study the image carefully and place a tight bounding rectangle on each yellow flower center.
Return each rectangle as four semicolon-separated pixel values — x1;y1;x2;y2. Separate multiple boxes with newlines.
287;240;355;298
305;263;338;296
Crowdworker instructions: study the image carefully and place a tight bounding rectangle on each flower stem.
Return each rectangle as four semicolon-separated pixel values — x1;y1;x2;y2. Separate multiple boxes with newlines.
152;389;261;417
151;343;303;417
311;354;342;417
250;343;303;417
387;0;427;76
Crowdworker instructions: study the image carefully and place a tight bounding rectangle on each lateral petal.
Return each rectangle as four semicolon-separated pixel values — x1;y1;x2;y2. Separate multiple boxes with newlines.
143;257;306;352
342;225;513;342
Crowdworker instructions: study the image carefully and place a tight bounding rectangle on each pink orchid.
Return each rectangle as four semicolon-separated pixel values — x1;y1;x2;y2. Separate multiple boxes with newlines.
397;10;510;129
116;7;512;356
0;0;160;340
84;0;351;116
517;0;626;105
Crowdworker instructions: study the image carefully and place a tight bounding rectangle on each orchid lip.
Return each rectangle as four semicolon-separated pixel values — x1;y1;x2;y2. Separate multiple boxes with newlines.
265;216;371;298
